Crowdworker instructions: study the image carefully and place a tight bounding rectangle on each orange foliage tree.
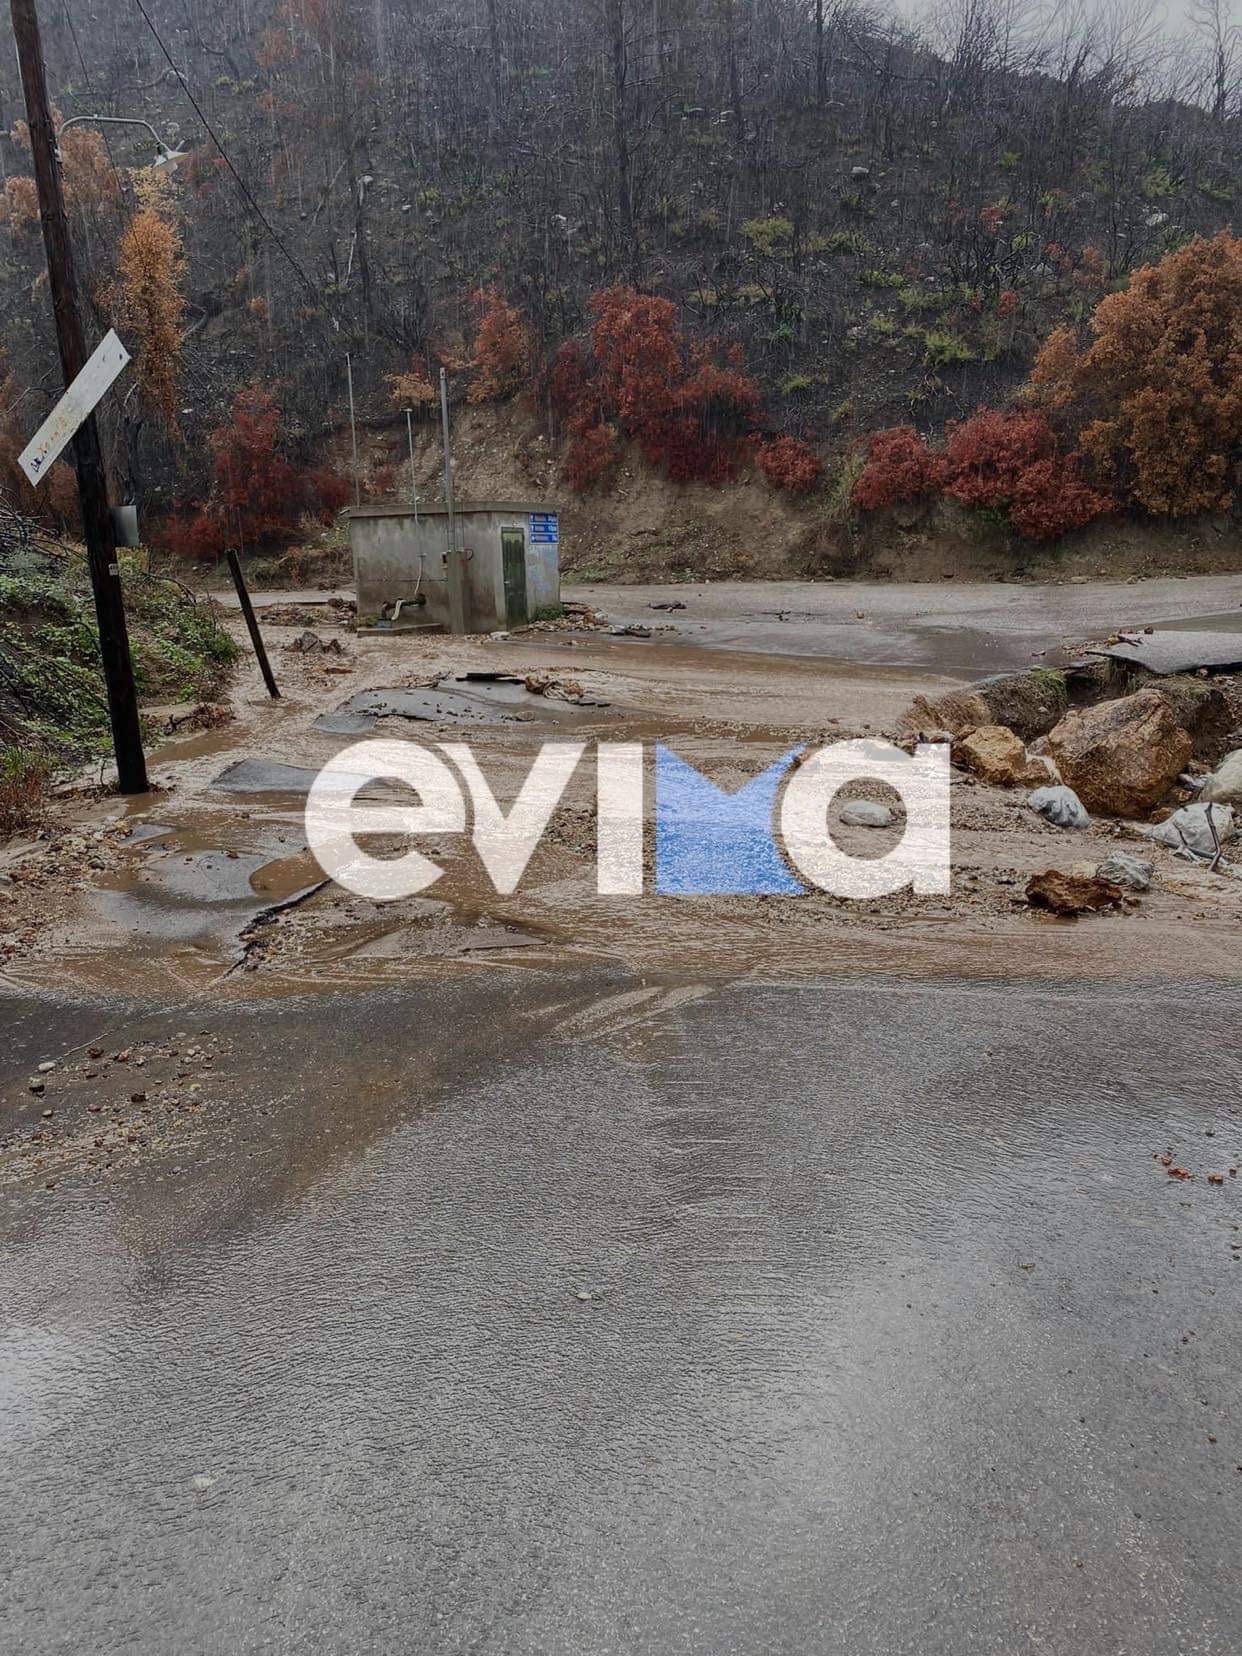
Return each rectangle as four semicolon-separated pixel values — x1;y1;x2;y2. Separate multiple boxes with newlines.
467;286;532;404
0;176;40;236
388;354;438;412
1026;232;1242;517
109;173;186;430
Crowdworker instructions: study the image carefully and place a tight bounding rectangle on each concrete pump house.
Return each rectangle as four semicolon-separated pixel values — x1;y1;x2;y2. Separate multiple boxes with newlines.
347;501;561;633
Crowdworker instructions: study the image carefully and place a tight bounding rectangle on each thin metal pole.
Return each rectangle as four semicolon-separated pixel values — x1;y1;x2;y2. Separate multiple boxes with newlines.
226;549;280;699
405;407;418;526
439;367;466;635
11;0;148;794
346;351;360;506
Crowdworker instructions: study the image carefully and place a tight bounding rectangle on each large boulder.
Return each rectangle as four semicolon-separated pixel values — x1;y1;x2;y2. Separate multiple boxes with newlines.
1046;689;1192;816
956;725;1051;788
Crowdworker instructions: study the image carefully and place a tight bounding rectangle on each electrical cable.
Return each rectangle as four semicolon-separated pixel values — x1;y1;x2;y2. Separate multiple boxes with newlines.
129;0;333;321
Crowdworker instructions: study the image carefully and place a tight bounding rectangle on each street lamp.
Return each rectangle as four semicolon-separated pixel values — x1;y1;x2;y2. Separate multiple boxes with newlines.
56;114;186;168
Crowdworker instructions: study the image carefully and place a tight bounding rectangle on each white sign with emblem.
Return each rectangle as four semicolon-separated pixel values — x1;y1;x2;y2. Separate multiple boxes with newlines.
18;329;131;487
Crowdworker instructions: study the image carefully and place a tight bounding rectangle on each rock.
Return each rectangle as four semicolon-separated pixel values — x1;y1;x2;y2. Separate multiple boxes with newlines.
1025;869;1126;916
1047;689;1192;815
851;164;871;178
1147;802;1236;860
839;801;893;828
906;670;1068;742
956;725;1049;787
28;1079;45;1095
37;1060;55;1073
1095;852;1153;891
1150;680;1231;757
1027;784;1090;830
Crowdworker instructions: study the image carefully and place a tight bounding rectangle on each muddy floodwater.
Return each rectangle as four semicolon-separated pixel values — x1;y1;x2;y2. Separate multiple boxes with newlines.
3;572;1242;1654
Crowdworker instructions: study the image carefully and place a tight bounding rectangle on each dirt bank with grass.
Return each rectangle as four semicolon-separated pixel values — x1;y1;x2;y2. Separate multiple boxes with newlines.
0;544;238;831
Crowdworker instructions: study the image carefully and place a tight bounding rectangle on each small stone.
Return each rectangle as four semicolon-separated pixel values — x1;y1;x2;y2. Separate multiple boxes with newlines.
37;1060;56;1073
839;801;894;828
41;1107;53;1118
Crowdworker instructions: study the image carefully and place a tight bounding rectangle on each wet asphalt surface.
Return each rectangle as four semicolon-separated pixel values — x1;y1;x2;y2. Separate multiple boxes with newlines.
3;967;1241;1655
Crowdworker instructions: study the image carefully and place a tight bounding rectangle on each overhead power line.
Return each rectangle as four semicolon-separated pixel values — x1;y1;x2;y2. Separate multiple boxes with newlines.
129;0;332;319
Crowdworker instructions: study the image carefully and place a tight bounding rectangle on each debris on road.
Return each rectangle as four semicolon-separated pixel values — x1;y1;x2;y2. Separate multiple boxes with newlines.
163;703;234;736
1025;869;1126;915
1027;784;1090;830
522;671;587;702
1146;802;1236;861
287;630;345;656
956;725;1052;788
1047;689;1193;815
1095;852;1153;892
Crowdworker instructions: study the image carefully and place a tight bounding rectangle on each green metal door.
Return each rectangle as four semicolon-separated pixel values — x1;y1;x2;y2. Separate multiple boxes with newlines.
501;528;528;625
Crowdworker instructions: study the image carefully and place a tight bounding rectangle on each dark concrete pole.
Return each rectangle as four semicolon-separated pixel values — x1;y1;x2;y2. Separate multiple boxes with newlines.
10;0;148;792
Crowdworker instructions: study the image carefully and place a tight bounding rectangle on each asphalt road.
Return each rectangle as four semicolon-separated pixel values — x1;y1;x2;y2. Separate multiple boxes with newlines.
575;573;1242;675
3;966;1240;1655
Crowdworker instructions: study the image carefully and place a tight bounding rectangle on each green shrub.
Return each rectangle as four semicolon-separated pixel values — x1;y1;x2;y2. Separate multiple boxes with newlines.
741;216;794;254
923;330;975;369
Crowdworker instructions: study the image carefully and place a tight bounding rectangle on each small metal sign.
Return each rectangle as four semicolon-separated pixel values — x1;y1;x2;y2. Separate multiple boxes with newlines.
18;330;131;486
529;511;559;544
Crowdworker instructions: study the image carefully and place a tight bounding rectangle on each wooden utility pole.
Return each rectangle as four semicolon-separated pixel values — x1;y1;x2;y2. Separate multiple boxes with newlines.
10;0;147;793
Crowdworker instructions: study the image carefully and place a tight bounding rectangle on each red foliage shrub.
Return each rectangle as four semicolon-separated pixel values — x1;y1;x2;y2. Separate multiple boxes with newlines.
852;426;941;510
850;407;1111;541
546;340;593;425
758;435;822;493
210;386;300;544
306;467;351;519
160;512;227;562
1007;457;1114;539
559;288;763;488
562;422;618;493
940;408;1056;509
163;386;346;558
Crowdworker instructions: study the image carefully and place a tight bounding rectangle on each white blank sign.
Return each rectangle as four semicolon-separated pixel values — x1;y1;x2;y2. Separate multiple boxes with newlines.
18;329;131;487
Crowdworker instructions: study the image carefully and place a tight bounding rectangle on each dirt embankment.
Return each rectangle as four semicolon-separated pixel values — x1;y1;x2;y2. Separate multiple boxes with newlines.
321;403;1242;588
